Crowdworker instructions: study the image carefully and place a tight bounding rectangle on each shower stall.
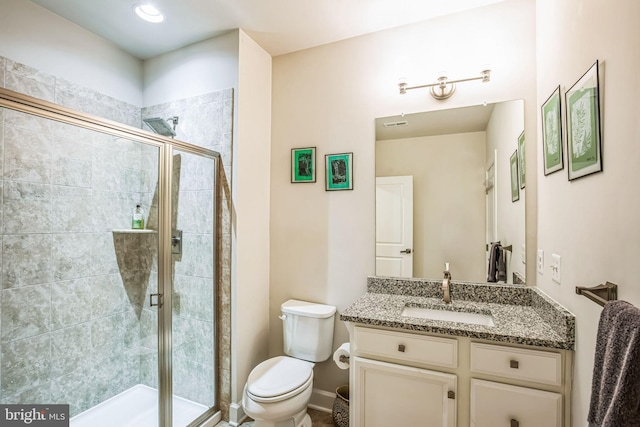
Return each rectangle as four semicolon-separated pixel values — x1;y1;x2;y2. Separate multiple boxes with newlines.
0;87;221;427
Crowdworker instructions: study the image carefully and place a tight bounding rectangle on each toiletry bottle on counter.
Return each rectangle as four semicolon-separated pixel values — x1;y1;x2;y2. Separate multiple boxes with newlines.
132;204;145;229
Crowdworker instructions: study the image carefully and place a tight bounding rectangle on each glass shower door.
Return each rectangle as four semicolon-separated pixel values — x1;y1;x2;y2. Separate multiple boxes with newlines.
1;88;221;427
168;148;218;426
0;105;162;427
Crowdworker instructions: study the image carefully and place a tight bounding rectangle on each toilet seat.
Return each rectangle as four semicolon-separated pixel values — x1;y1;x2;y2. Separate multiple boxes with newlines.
246;356;314;403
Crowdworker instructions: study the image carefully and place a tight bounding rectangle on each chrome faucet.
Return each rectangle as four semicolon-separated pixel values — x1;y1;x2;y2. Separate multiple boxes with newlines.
443;262;452;304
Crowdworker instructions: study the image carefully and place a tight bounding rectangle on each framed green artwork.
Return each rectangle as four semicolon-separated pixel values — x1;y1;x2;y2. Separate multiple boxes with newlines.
291;147;316;183
510;150;520;202
517;131;525;189
565;60;602;181
541;85;564;175
325;152;353;191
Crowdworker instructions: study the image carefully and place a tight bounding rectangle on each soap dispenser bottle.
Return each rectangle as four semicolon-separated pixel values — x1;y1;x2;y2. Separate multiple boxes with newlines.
132;204;145;229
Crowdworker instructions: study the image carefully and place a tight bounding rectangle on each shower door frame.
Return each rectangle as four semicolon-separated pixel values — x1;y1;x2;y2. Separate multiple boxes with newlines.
161;142;220;427
0;87;221;427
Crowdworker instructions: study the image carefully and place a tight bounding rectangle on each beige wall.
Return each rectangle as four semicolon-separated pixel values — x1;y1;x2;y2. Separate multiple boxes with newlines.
376;132;487;280
0;0;142;106
232;29;273;409
271;0;536;395
486;100;526;282
535;0;640;424
142;30;240;107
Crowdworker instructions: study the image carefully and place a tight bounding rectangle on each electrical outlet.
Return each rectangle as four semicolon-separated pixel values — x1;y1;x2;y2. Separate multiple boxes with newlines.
521;244;526;264
537;250;544;274
551;254;561;284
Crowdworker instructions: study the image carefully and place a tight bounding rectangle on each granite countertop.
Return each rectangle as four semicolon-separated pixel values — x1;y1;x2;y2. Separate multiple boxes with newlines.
340;277;576;350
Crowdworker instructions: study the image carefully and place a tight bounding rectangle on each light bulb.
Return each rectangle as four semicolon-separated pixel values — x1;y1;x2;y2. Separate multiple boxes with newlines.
134;4;165;23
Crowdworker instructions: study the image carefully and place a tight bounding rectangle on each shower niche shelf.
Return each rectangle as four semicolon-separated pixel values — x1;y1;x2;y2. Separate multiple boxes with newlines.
112;229;157;234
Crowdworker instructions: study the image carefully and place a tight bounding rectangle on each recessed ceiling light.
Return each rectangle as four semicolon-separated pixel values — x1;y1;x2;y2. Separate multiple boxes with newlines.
134;4;165;23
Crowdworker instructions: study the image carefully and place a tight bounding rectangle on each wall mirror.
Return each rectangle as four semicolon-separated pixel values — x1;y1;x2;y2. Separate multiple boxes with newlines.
375;100;525;284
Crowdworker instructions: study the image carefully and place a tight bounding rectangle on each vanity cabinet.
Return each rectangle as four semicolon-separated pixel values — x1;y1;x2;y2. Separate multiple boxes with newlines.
470;342;562;386
351;327;458;427
470;379;562;427
469;343;563;427
353;357;457;427
349;326;572;427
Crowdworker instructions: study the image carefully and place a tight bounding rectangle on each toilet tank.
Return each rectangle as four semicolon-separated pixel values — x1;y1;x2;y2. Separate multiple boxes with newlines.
281;299;336;362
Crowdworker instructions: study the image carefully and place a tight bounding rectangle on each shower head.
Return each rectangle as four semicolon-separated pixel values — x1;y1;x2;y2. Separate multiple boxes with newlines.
143;117;178;137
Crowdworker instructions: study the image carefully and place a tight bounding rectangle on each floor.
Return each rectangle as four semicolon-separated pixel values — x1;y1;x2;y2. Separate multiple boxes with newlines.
214;408;335;427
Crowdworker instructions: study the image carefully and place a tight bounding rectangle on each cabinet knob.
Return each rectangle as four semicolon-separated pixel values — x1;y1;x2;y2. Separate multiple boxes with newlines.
510;360;519;369
510;419;519;427
398;344;406;352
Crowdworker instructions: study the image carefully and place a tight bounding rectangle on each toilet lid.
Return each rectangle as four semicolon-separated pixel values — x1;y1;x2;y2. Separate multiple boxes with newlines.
247;356;313;400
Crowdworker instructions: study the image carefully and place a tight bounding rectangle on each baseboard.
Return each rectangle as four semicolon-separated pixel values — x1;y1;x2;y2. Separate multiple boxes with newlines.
228;402;247;427
308;388;335;413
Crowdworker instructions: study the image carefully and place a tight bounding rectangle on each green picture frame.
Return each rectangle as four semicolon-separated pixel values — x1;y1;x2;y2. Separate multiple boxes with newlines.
565;60;602;181
517;131;525;189
325;152;353;191
541;85;564;175
510;150;520;202
291;147;316;183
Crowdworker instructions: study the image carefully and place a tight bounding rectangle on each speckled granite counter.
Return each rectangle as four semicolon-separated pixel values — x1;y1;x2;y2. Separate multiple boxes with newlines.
340;277;575;350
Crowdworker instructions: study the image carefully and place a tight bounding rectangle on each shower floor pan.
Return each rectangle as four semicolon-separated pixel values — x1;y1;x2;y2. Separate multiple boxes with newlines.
70;384;209;427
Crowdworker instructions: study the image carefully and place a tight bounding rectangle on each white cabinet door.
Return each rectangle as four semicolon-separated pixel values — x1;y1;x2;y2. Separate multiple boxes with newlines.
353;356;456;427
470;379;562;427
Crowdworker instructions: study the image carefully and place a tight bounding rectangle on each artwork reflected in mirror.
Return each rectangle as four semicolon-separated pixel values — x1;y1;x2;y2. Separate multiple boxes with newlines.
375;100;525;284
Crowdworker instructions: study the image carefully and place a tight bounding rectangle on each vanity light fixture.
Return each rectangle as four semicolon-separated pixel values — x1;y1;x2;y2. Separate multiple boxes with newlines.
134;3;165;23
399;68;491;100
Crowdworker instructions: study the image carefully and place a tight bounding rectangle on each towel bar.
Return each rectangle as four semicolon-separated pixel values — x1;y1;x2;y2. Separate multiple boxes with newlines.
575;282;618;307
486;241;512;252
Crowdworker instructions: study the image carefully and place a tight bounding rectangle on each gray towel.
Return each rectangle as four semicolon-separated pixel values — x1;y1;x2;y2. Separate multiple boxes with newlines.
487;242;500;282
587;300;640;426
496;249;507;282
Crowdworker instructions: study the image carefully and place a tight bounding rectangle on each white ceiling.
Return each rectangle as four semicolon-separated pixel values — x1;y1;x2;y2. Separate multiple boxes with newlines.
30;0;504;59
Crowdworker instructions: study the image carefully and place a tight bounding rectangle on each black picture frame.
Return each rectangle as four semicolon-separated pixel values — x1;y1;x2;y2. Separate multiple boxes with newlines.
565;61;602;181
291;147;316;183
541;85;564;175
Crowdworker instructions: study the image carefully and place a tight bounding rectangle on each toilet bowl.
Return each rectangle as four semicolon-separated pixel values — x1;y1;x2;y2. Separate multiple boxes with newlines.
242;356;314;427
242;300;336;427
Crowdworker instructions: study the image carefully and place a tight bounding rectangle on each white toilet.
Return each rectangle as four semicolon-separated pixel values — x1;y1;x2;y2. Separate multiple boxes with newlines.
242;299;336;427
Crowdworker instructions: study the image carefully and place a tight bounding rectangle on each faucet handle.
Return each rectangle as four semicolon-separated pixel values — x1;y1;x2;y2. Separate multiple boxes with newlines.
444;262;452;279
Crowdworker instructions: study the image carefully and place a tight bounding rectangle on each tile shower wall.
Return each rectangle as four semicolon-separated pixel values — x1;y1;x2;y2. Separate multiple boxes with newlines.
0;56;151;416
0;55;233;419
0;109;157;413
2;58;140;128
142;89;233;415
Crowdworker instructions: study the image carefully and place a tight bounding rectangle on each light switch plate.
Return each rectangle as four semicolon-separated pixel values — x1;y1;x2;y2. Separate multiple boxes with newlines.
551;253;561;284
521;244;526;264
537;249;544;274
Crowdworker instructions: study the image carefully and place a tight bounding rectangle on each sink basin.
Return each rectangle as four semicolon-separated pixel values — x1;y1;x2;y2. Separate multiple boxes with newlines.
401;306;495;327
